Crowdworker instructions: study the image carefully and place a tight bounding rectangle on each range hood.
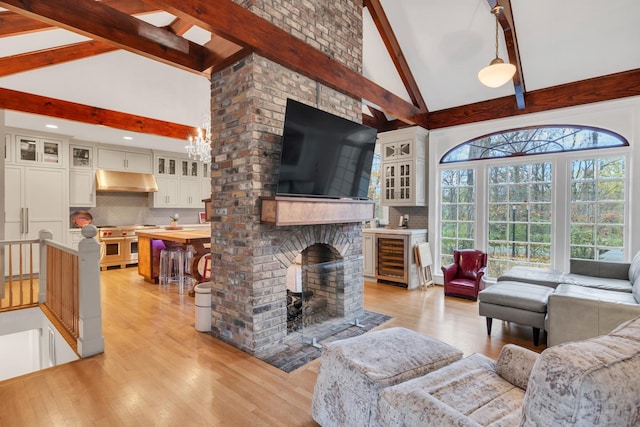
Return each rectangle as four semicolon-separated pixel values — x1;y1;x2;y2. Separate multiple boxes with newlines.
96;170;158;193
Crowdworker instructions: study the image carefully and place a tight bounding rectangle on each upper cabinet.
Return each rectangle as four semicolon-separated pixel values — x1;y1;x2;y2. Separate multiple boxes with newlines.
69;144;95;207
97;147;151;173
380;127;428;207
156;154;178;176
152;151;210;208
15;135;64;167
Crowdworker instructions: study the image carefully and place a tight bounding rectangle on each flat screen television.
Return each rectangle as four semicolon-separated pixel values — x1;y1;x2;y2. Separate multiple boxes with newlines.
276;99;378;199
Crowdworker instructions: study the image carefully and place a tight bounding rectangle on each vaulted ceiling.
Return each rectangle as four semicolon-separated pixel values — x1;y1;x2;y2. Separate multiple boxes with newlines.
1;0;639;150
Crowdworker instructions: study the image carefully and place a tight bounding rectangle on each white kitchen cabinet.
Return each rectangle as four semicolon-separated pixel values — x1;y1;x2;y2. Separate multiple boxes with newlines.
69;170;95;207
179;179;201;208
97;148;151;173
152;151;210;208
15;135;64;167
155;154;178;176
69;145;94;169
68;229;83;249
363;232;375;277
379;127;428;207
5;165;66;275
201;163;211;201
181;159;200;179
154;176;179;207
5;134;12;163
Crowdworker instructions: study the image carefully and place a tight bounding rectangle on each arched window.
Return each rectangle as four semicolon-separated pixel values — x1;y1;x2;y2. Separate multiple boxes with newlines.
441;126;628;164
438;125;629;278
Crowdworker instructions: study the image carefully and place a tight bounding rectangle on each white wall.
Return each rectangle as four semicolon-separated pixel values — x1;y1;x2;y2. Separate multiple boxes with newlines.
428;96;640;276
0;307;79;381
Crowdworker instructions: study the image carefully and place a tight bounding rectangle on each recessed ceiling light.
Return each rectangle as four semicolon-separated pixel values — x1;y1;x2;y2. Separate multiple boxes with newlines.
45;124;58;129
123;136;133;140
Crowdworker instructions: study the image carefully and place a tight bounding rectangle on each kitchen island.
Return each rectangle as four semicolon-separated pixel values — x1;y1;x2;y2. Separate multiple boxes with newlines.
136;227;211;287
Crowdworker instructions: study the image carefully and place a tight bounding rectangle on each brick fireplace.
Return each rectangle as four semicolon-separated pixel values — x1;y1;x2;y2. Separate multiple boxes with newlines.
206;0;366;358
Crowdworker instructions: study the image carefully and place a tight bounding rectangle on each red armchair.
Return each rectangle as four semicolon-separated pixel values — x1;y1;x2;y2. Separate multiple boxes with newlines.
441;249;487;300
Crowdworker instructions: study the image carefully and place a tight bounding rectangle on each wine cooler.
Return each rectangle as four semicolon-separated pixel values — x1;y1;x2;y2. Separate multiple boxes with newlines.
376;234;408;285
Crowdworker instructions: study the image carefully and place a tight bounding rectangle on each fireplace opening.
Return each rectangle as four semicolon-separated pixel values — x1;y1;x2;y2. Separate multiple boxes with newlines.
284;243;359;346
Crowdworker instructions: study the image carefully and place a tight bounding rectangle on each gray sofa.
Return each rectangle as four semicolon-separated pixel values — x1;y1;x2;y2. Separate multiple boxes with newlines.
498;251;640;346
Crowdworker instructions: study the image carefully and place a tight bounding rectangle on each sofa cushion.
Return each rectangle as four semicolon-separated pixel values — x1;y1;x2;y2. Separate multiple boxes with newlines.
495;344;539;390
634;277;640;304
479;281;553;313
521;316;640;426
629;250;640;284
553;283;637;305
375;354;524;427
311;327;463;427
561;273;632;293
497;266;564;288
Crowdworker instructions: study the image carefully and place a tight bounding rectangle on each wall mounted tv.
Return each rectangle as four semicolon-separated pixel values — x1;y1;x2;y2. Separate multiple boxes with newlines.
276;99;378;199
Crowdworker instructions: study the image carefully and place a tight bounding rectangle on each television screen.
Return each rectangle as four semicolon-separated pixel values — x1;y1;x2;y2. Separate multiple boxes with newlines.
276;99;378;199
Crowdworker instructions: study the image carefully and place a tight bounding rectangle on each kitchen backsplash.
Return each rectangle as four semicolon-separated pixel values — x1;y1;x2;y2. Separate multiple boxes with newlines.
389;206;428;230
69;192;206;227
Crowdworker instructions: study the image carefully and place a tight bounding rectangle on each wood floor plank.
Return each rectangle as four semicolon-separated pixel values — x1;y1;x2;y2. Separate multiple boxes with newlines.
0;267;545;426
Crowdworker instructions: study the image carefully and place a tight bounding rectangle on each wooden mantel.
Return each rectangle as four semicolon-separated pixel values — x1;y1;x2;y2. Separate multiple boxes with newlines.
260;196;375;226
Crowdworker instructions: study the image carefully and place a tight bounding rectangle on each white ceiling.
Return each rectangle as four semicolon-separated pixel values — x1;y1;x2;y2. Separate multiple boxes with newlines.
2;1;640;151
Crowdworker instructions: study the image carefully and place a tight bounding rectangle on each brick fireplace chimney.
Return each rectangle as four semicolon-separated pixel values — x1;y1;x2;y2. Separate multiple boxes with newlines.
207;0;366;358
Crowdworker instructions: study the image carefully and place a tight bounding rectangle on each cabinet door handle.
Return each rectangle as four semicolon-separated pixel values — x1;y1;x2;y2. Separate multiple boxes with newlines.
24;208;29;234
20;207;24;234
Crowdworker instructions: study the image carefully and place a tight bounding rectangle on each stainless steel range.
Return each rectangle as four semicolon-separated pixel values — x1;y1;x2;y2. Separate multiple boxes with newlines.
98;225;157;270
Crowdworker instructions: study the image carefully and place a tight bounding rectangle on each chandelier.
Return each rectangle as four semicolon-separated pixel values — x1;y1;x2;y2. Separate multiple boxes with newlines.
185;114;212;164
478;5;516;88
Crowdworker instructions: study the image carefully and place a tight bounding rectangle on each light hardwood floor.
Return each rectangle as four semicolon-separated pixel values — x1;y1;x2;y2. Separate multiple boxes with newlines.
0;267;545;426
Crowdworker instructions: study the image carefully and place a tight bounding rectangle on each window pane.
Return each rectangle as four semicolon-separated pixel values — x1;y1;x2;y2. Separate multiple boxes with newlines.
571;203;594;223
458;222;474;239
570;156;625;260
439;169;475;265
597;203;624;224
597;180;624;201
487;162;553;277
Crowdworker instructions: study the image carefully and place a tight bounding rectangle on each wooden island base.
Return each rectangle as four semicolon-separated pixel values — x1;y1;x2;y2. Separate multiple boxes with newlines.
136;228;211;289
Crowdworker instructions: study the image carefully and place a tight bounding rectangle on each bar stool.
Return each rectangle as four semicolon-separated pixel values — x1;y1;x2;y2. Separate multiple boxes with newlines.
159;247;185;294
200;253;212;282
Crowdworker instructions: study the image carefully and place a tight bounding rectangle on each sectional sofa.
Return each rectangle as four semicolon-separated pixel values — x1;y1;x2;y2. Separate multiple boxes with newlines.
312;317;640;426
498;251;640;346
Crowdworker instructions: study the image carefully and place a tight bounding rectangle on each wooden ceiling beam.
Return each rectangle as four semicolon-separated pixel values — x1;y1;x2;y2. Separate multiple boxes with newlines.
0;0;208;73
0;87;196;140
487;0;525;109
146;0;426;127
0;0;160;37
0;41;117;78
364;0;428;113
425;68;640;129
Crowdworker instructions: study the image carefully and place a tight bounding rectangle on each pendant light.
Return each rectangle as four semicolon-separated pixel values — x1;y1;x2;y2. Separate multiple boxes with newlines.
478;5;516;88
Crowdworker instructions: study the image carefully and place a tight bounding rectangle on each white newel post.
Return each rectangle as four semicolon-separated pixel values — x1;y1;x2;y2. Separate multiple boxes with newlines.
38;229;53;304
77;225;105;357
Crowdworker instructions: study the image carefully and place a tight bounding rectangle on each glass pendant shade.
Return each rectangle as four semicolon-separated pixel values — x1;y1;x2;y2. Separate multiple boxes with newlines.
478;57;516;88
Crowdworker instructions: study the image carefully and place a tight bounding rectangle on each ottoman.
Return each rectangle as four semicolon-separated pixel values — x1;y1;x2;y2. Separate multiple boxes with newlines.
311;327;463;427
479;281;554;346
